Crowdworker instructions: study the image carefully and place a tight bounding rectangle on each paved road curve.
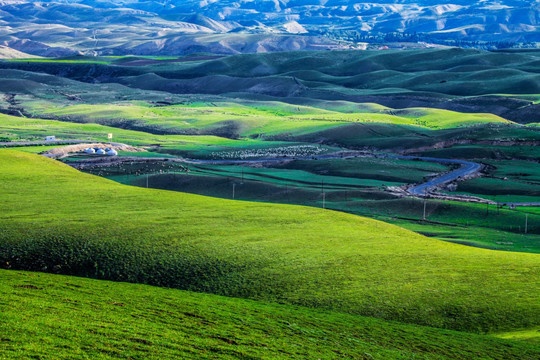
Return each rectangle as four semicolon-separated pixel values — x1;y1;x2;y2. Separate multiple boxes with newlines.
16;140;537;206
391;155;483;196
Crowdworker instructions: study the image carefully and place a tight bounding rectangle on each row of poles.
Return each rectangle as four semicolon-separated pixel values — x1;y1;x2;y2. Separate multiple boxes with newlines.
141;169;533;234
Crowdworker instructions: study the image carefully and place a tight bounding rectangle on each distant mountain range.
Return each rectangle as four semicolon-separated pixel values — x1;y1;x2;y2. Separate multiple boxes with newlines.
0;0;538;57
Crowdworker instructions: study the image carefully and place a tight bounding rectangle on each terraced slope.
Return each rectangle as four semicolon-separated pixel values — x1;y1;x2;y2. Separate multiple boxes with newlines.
0;150;539;334
1;269;539;359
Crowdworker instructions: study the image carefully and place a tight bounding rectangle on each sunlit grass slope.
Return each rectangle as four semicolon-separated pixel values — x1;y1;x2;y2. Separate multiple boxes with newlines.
1;270;539;360
0;113;336;158
0;151;539;334
24;99;512;137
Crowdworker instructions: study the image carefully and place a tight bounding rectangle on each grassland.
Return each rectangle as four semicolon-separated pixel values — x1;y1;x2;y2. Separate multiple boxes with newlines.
450;159;540;203
2;270;539;360
1;150;539;335
2;49;540;129
24;100;511;137
0;113;340;159
4;49;540;98
110;167;540;254
1;50;540;358
3;106;539;250
4;110;540;255
415;145;540;162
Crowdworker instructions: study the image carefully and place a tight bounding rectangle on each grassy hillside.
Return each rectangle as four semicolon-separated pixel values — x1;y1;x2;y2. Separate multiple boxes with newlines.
0;113;340;159
2;269;539;360
4;49;540;97
0;150;539;334
2;49;540;124
24;100;510;136
112;165;540;254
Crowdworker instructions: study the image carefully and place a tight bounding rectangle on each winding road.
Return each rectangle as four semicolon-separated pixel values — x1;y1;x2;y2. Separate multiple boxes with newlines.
390;155;483;196
63;149;484;198
186;154;486;198
3;140;536;206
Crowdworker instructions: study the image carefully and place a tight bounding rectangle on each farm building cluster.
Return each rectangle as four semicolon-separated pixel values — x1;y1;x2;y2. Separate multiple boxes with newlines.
83;147;118;156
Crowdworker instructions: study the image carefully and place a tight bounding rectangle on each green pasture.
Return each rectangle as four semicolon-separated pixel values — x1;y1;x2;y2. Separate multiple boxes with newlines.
109;48;540;97
2;49;540;358
22;100;512;139
456;178;540;202
2;270;538;359
7;145;64;153
448;159;540;203
272;157;449;184
484;160;540;184
1;151;539;334
86;158;539;253
416;145;540;161
106;164;401;192
0;113;339;159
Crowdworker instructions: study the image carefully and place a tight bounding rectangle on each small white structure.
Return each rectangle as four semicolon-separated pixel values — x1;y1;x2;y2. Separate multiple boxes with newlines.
106;149;118;156
84;148;95;154
45;136;56;141
96;149;106;155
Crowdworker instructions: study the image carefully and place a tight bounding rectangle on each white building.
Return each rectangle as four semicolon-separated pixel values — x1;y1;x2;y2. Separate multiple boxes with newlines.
45;136;56;141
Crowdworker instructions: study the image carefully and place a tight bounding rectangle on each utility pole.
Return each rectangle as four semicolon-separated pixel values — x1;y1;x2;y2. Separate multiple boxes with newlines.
323;191;326;209
423;198;427;220
525;213;528;234
232;182;236;200
146;174;149;188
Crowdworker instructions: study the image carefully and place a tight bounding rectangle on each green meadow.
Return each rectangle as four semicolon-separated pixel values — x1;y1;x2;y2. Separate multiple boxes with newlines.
1;50;540;358
22;100;511;138
111;166;540;254
0;113;339;159
1;151;539;336
3;111;539;255
2;269;539;360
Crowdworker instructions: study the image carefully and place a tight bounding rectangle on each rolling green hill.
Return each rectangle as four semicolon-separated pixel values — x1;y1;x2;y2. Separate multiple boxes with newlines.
0;150;539;334
22;101;511;138
2;50;540;132
1;269;539;360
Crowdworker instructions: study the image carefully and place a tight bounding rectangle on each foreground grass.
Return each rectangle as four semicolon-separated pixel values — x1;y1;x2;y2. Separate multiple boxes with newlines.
2;270;539;360
1;151;539;334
